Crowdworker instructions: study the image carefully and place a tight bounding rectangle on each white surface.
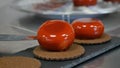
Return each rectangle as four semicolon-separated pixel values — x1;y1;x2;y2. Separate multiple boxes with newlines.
0;40;38;54
0;0;37;54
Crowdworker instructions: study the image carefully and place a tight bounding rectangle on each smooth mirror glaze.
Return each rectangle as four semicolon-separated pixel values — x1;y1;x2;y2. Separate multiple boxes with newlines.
72;18;104;39
37;20;75;51
72;0;97;6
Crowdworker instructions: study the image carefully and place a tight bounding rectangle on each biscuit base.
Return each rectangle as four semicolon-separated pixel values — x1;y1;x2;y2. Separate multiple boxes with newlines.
74;33;111;44
0;56;41;68
33;44;85;60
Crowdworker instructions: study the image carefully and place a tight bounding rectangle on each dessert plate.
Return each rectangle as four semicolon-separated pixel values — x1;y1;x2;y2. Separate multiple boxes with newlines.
11;0;120;20
12;36;120;68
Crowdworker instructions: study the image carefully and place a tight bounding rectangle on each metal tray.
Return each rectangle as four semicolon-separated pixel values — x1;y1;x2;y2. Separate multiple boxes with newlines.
11;0;120;20
13;36;120;68
12;0;120;15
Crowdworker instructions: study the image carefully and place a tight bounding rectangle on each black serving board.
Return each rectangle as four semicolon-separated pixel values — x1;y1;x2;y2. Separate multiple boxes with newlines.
14;36;120;68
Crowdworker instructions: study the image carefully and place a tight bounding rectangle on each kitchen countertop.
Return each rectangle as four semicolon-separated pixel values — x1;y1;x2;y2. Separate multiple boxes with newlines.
0;0;120;68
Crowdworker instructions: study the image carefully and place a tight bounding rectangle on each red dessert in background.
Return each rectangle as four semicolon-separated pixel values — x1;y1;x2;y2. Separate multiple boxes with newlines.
34;0;67;10
37;20;75;51
72;0;97;6
71;18;104;39
104;0;120;3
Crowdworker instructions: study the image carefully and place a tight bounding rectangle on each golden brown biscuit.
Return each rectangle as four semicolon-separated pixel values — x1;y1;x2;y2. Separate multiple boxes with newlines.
33;44;85;60
0;56;41;68
74;33;111;44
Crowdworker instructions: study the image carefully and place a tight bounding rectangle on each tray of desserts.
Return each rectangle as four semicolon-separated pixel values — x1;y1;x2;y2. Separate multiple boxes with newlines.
11;0;120;15
12;36;120;68
10;0;120;20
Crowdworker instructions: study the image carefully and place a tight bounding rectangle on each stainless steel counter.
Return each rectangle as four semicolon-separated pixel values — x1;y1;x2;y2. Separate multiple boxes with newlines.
0;0;120;68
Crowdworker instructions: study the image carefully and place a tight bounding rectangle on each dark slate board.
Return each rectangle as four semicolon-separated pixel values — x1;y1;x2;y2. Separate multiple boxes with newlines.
14;36;120;68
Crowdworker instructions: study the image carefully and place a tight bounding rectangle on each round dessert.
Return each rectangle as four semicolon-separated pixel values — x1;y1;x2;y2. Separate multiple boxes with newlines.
72;0;97;6
37;20;75;51
104;0;120;3
71;18;104;39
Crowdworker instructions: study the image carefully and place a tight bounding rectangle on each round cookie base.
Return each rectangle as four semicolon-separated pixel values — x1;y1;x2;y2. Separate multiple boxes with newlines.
74;33;111;44
0;56;41;68
33;44;85;60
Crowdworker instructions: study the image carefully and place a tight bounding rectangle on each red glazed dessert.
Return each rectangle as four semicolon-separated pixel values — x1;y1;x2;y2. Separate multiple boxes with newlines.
71;18;104;39
72;0;97;6
37;20;75;51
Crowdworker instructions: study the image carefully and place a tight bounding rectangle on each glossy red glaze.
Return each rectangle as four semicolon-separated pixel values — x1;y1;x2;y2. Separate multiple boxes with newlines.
37;20;75;51
71;18;104;39
72;0;97;6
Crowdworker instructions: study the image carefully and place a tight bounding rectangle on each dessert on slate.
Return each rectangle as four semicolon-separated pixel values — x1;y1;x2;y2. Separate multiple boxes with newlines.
37;20;75;51
71;18;111;44
72;0;97;6
33;20;85;60
72;18;104;39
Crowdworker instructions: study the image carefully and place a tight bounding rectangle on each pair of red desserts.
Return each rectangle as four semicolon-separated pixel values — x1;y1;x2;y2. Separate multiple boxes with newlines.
37;18;104;51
